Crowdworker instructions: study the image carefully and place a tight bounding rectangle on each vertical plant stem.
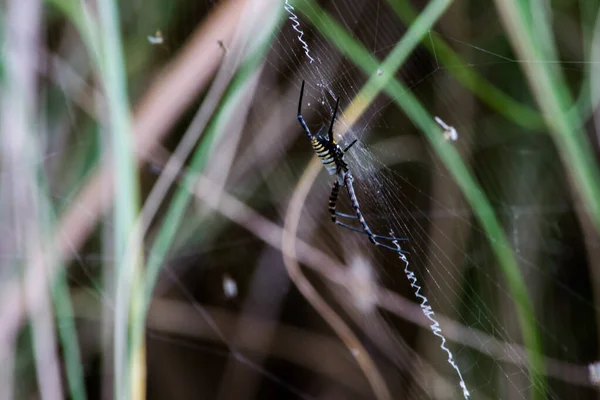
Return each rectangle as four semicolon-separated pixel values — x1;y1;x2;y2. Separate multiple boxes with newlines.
493;0;600;234
2;0;67;399
51;258;87;400
143;8;283;309
96;0;143;399
136;8;283;395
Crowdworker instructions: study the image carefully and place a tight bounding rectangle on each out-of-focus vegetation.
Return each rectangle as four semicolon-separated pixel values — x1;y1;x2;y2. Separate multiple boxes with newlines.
1;0;600;399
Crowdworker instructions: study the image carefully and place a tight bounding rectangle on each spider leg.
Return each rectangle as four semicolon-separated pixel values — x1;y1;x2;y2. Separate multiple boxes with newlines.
340;172;409;253
298;80;312;138
327;96;340;144
329;175;408;242
329;181;379;223
343;139;357;153
335;211;358;219
336;208;403;233
316;124;326;136
334;220;408;243
330;181;403;241
335;212;409;242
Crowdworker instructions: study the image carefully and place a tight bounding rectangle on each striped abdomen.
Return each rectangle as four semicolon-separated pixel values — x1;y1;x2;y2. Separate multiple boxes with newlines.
311;137;338;175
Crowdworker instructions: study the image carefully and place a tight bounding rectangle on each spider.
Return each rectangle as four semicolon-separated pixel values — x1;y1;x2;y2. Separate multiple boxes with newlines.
297;81;407;254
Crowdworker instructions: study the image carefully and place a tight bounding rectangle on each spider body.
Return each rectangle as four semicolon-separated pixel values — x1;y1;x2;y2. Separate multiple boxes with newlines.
297;81;407;253
310;135;346;180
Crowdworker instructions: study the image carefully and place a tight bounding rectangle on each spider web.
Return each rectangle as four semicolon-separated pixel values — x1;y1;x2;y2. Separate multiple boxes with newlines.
41;0;599;399
240;1;596;399
271;2;483;397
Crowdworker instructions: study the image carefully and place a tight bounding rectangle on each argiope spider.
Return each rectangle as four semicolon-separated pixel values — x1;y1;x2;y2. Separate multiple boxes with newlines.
297;81;407;254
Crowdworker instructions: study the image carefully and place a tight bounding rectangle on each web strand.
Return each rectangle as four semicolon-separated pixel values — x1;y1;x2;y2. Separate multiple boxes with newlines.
392;237;471;399
284;1;315;63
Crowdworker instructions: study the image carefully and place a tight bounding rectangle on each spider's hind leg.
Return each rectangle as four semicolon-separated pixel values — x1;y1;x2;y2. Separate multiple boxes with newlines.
334;220;408;242
341;172;409;254
335;211;358;219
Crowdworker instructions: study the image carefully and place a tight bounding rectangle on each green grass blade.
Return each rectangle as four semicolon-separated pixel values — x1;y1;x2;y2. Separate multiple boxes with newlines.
144;36;278;304
294;0;545;397
0;12;3;85
350;0;452;114
40;182;86;400
575;1;599;118
385;0;544;130
51;269;87;400
96;0;142;398
45;0;102;65
493;0;600;238
138;6;284;355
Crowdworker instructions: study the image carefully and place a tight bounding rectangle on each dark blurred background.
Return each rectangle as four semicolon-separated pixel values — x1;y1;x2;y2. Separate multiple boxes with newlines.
1;0;600;399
